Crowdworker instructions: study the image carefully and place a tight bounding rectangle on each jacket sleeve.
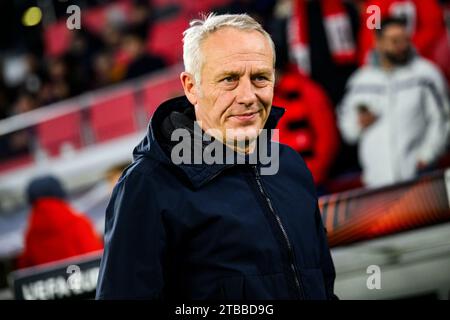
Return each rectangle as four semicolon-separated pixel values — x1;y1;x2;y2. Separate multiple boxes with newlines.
316;206;339;300
96;170;167;299
416;71;450;165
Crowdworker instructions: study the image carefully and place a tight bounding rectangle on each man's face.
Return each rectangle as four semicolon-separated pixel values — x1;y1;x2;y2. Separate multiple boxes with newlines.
184;27;275;145
377;24;411;65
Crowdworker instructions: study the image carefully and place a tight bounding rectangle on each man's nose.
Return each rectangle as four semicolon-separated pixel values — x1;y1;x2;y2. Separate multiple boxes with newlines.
236;77;257;107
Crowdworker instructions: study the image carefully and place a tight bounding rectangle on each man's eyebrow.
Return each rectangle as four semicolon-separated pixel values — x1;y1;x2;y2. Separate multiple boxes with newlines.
215;69;273;79
251;69;274;76
215;71;242;79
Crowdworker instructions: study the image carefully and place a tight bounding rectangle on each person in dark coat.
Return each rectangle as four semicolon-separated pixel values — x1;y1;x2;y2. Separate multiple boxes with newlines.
122;30;166;80
17;175;103;269
96;13;337;300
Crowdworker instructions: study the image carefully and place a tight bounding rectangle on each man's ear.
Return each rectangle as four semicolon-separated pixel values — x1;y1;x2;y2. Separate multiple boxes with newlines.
180;72;198;105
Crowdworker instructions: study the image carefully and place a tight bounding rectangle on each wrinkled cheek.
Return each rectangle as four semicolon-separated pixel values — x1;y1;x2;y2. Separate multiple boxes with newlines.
216;97;235;126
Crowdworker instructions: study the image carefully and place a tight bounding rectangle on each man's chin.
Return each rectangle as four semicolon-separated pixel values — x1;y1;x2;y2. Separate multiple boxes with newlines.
386;51;411;65
224;127;260;144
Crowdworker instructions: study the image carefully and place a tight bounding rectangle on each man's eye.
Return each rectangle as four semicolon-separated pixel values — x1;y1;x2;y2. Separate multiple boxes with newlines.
254;76;268;82
222;76;237;83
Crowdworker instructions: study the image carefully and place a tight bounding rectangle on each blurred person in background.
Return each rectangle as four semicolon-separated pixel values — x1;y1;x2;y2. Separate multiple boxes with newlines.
40;58;72;105
128;0;155;39
0;90;37;160
101;23;125;53
64;29;101;96
17;175;103;269
122;29;166;80
287;0;360;106
283;0;361;184
274;66;340;190
91;51;117;89
22;53;46;97
11;90;39;115
99;22;130;82
338;17;450;188
357;0;448;76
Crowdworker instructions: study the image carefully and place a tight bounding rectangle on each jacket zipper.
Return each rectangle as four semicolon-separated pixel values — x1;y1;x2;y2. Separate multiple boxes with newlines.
252;165;305;299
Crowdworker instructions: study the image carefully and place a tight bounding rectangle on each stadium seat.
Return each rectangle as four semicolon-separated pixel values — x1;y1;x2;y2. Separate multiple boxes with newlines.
186;0;232;14
37;111;83;157
44;20;72;57
90;89;138;142
152;0;182;8
83;1;132;35
142;74;183;118
147;15;189;65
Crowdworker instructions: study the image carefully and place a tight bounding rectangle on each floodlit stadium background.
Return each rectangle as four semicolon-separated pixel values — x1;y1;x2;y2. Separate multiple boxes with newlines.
0;0;449;300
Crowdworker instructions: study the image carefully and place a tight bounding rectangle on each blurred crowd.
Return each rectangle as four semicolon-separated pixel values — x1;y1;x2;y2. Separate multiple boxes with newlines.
0;0;449;193
0;0;168;121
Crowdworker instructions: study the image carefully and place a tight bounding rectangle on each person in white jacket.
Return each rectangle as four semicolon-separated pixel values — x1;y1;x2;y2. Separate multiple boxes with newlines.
338;17;449;188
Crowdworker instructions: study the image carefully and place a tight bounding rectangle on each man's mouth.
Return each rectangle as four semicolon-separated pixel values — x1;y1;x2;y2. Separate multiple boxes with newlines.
229;111;259;122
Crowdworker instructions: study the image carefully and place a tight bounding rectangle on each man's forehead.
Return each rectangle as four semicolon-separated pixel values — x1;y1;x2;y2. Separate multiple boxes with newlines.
216;65;274;76
201;27;273;63
383;25;408;37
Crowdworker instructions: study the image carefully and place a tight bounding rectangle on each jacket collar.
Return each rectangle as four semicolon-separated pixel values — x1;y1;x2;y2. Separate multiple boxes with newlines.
133;96;285;188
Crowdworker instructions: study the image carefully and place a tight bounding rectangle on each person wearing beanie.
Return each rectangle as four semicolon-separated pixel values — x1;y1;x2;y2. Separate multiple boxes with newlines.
17;175;103;269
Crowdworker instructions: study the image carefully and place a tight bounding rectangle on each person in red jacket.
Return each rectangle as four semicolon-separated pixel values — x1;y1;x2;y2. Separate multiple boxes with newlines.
17;175;103;269
358;0;446;65
273;67;340;187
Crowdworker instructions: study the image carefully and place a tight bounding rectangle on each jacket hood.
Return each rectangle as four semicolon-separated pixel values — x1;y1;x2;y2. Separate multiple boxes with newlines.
133;96;285;188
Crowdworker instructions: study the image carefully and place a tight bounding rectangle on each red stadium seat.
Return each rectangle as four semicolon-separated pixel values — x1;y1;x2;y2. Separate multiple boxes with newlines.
83;1;132;35
90;89;138;142
187;0;232;13
37;111;83;157
152;0;182;8
152;0;231;13
142;75;183;118
44;20;72;57
82;6;107;35
147;15;189;65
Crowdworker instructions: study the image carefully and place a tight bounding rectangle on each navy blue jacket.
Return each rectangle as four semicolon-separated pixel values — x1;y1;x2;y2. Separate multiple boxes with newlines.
96;96;337;300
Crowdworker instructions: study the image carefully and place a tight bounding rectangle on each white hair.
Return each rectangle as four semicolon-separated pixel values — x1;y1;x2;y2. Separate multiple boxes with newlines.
182;13;276;85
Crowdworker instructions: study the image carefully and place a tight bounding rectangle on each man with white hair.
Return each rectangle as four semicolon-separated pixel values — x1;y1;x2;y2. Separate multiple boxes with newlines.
96;13;337;300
